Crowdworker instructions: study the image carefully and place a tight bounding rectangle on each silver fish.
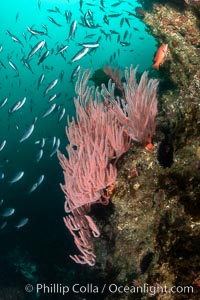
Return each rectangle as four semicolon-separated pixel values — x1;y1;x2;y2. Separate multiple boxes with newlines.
0;221;7;230
56;45;68;55
40;138;46;148
42;24;48;32
29;183;38;193
9;97;26;113
20;124;34;142
9;102;20;113
8;60;19;75
9;101;22;113
42;103;56;118
29;174;44;193
27;26;46;36
51;136;56;149
48;16;63;27
36;149;43;162
0;172;4;180
50;138;60;157
23;59;34;74
44;79;58;96
58;107;65;123
37;50;50;65
35;138;45;148
120;41;130;46
17;97;26;109
27;40;46;60
9;171;24;184
22;32;27;41
20;118;37;143
0;60;6;69
6;30;24;46
79;42;99;48
38;0;41;10
0;97;8;108
84;11;94;28
70;47;89;63
2;208;15;217
70;65;81;82
15;218;29;229
38;73;45;89
48;94;57;102
59;70;64;82
123;30;128;40
68;20;77;41
0;140;6;151
65;10;72;24
37;174;44;186
11;36;24;46
125;17;130;27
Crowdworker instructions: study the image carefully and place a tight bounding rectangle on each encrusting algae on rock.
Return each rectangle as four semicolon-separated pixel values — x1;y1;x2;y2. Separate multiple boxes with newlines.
92;1;200;300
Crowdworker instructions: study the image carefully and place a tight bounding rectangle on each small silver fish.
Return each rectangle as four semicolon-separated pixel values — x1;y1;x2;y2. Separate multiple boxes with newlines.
35;138;45;147
58;107;65;123
68;20;77;41
40;138;46;148
0;172;4;180
56;45;68;55
15;218;29;229
8;60;19;75
36;149;43;162
23;59;34;74
44;79;58;96
27;40;46;60
79;42;99;48
1;207;15;217
41;103;56;118
38;73;45;89
0;140;6;151
37;50;50;65
37;174;44;186
11;35;24;46
70;65;81;82
9;171;24;184
65;10;72;24
9;101;21;113
29;183;38;193
48;16;63;27
28;174;44;193
50;138;60;157
16;97;26;110
9;97;26;113
20;124;35;142
0;97;8;108
48;94;57;102
27;26;46;36
70;47;89;63
0;221;7;230
51;136;56;148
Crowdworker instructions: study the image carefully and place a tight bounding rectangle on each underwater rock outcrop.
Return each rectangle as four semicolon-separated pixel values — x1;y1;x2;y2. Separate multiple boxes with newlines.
95;2;200;300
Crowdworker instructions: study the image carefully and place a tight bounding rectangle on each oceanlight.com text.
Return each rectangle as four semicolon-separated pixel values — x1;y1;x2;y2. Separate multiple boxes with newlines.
24;282;194;296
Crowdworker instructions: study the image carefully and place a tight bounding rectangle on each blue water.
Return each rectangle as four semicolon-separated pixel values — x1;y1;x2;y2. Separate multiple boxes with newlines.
0;0;157;297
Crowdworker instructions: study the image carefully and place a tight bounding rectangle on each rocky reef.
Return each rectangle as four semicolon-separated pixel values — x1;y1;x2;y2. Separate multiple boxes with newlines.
95;1;200;299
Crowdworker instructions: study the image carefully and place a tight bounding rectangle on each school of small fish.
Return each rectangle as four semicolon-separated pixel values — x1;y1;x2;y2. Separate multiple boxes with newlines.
0;0;151;232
